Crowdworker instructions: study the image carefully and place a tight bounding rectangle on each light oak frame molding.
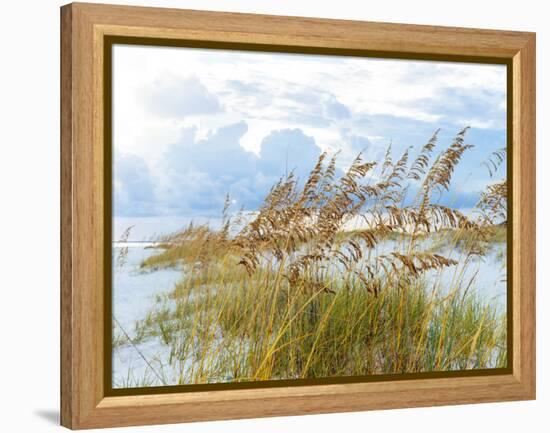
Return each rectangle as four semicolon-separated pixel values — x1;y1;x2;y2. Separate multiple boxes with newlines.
61;2;535;429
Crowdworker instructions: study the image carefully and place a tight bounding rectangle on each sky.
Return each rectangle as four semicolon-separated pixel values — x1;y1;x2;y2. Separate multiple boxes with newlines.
112;44;507;240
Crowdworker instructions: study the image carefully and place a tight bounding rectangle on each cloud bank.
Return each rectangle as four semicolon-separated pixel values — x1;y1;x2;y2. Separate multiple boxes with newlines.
112;45;507;220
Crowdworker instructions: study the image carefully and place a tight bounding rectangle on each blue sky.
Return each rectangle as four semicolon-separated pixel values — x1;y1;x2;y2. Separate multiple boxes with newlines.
112;45;506;239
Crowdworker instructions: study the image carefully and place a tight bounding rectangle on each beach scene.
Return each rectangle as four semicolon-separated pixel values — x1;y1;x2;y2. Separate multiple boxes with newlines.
111;45;507;388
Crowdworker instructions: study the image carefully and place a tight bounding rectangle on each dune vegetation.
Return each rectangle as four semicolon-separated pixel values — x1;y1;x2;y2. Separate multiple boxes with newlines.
114;127;508;387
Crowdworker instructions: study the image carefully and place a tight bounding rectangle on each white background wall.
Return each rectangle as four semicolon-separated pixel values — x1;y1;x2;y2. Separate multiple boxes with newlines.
0;0;546;431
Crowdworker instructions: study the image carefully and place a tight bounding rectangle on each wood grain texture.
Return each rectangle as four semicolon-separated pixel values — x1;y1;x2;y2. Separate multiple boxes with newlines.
60;4;73;429
76;2;532;58
60;2;536;429
511;34;536;395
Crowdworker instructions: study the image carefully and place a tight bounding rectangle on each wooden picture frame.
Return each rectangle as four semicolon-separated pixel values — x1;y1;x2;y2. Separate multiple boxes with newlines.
61;2;536;429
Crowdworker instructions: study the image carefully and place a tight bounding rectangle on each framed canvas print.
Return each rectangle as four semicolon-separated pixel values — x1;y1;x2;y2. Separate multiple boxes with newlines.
60;2;536;429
